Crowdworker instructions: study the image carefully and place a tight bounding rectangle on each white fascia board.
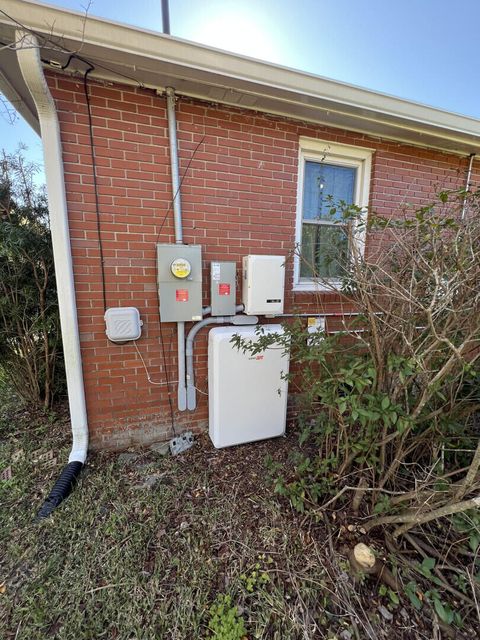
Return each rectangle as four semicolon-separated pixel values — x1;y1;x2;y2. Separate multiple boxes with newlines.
2;0;480;154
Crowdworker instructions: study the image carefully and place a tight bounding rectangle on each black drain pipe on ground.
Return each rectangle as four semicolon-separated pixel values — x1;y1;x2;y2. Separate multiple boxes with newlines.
37;462;84;519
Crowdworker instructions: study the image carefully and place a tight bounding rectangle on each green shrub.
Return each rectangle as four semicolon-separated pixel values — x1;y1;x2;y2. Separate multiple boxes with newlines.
0;149;64;407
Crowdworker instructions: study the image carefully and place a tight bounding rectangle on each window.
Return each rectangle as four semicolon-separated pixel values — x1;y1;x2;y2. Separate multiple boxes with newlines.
294;138;373;291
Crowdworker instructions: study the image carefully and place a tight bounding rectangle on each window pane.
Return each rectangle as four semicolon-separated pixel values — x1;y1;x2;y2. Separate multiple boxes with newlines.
300;223;349;279
302;162;356;221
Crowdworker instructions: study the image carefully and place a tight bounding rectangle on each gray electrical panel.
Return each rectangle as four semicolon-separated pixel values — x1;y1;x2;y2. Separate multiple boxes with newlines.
210;261;236;316
156;244;203;322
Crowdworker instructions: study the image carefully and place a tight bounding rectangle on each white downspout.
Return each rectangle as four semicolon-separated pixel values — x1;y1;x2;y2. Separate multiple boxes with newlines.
16;31;88;464
462;153;475;220
165;86;187;411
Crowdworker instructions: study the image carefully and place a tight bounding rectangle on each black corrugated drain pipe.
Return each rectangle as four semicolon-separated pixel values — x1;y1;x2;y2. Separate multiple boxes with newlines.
37;461;84;519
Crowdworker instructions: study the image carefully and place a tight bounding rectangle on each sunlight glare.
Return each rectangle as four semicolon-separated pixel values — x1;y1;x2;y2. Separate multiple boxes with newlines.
193;11;280;63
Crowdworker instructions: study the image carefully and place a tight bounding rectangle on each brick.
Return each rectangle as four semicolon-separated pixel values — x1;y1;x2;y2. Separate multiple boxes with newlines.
50;70;468;450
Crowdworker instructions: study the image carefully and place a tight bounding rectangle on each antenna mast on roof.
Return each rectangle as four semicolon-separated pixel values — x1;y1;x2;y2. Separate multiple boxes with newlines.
161;0;171;34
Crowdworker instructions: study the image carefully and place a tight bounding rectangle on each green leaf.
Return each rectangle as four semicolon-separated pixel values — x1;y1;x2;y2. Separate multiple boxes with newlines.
381;396;390;410
405;581;423;610
432;597;453;625
469;533;480;553
421;557;436;573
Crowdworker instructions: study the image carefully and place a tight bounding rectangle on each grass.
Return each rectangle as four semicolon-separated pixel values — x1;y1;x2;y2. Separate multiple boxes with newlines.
1;400;355;640
2;397;471;639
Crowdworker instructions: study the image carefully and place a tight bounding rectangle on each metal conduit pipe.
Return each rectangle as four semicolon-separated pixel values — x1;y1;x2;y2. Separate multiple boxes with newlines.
165;86;187;411
16;31;88;517
186;307;256;411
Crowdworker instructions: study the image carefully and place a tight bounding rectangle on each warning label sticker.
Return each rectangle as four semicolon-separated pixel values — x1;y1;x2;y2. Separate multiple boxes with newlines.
218;283;231;296
211;262;221;281
176;289;189;302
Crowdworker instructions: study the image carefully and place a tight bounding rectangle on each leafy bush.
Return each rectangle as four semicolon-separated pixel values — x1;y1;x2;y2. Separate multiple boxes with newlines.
0;149;64;407
234;189;480;530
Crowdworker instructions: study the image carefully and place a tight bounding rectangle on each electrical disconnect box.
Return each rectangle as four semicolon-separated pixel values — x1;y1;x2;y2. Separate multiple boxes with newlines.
210;261;236;316
242;255;285;315
156;244;203;322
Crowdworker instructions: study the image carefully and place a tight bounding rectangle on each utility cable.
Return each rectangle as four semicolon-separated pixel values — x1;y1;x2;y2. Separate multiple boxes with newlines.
154;134;205;244
83;64;107;313
0;8;144;88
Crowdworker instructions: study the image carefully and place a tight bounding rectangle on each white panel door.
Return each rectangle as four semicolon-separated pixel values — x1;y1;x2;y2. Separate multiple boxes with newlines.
208;325;289;448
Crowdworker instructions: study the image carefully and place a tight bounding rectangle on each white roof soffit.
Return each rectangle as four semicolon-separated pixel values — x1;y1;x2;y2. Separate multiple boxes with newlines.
1;0;480;155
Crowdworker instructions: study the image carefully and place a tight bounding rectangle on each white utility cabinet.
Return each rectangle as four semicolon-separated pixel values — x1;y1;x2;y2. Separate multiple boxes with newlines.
208;324;289;448
242;255;285;315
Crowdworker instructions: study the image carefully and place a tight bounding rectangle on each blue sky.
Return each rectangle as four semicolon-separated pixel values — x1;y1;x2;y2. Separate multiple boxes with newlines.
2;0;480;162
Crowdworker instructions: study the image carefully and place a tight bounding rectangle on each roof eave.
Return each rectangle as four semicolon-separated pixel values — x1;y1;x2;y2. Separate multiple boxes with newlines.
1;0;480;155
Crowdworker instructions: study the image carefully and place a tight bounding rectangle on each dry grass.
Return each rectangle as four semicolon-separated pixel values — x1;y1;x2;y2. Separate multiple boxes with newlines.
1;399;471;639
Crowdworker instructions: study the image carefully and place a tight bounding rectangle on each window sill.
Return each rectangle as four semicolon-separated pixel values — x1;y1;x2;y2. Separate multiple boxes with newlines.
293;279;343;293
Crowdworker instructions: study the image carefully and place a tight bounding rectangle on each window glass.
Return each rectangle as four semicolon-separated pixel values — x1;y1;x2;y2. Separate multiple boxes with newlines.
300;161;356;278
300;224;349;278
302;162;356;221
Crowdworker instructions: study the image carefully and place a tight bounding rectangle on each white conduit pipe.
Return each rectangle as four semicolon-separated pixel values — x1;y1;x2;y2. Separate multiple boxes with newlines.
16;31;88;464
186;307;256;411
165;86;187;411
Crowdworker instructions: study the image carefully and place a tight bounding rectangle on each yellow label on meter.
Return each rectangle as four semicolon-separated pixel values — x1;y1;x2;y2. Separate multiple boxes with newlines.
170;257;192;279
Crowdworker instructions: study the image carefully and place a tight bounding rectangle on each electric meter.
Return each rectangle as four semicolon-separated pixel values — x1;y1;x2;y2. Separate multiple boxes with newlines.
170;257;192;279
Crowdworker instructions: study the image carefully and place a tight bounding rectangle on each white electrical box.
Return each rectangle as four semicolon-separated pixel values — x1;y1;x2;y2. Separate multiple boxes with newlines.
104;307;143;342
208;325;289;448
242;255;285;315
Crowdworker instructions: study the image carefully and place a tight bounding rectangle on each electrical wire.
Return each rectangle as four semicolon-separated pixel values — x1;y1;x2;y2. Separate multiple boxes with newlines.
83;65;108;313
0;8;144;88
154;134;205;244
133;341;177;386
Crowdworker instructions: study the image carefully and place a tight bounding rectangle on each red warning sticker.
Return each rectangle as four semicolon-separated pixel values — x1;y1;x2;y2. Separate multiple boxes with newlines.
218;283;231;296
176;289;189;302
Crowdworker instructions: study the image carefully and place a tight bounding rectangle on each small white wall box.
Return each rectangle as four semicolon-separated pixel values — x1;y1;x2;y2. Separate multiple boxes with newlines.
208;324;289;448
105;307;143;343
242;255;285;315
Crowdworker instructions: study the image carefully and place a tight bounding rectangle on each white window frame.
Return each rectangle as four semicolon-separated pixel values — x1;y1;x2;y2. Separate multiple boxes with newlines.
293;137;374;292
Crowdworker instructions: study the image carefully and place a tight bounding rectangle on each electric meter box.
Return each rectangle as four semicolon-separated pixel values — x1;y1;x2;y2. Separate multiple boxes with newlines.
242;255;285;315
210;261;236;316
156;244;203;322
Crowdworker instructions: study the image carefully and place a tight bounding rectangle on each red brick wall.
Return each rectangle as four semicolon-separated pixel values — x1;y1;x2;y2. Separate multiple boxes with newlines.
46;71;476;450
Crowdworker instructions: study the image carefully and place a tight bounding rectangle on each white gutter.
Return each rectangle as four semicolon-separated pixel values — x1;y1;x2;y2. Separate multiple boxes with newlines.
16;30;88;463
